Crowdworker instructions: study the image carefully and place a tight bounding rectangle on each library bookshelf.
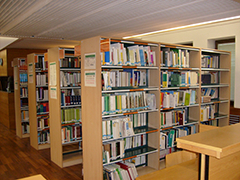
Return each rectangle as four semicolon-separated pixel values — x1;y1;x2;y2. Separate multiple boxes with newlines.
13;58;30;138
200;48;231;127
27;53;50;150
158;43;231;167
81;36;160;179
159;43;201;163
48;47;82;168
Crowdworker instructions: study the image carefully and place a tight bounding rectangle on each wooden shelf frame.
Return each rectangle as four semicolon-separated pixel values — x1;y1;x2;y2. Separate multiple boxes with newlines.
27;53;50;150
13;58;30;138
81;36;161;179
48;47;82;168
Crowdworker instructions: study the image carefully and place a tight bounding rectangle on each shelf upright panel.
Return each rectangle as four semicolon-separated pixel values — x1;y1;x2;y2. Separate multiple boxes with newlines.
13;57;30;138
28;53;50;150
81;36;103;179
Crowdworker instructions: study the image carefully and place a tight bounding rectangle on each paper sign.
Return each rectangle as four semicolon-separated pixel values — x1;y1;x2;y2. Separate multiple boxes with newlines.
14;82;18;90
85;71;96;87
49;62;56;86
28;63;33;73
84;53;96;69
29;74;33;84
50;87;57;99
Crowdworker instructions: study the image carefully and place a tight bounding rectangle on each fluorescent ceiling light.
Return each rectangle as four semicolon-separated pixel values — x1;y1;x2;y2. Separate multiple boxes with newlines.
0;36;18;50
123;15;240;39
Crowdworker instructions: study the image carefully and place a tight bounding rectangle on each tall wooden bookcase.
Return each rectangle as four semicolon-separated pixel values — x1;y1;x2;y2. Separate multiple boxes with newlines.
28;53;50;150
200;48;231;127
48;47;82;168
81;36;160;179
159;43;201;161
13;58;30;138
158;43;231;167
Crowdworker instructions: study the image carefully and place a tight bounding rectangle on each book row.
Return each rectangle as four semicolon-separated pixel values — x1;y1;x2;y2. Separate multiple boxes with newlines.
38;130;50;144
61;89;81;106
20;73;28;83
200;104;216;121
161;71;198;88
103;162;138;180
60;57;79;68
102;69;147;90
37;116;49;130
61;107;81;124
161;49;190;68
161;89;197;108
21;110;29;122
20;87;28;98
37;102;49;113
161;109;187;127
201;71;218;85
201;88;218;99
103;134;147;164
61;125;82;143
201;55;219;68
60;71;81;87
129;113;147;128
102;92;156;115
35;56;48;70
36;88;48;101
102;116;134;140
22;123;30;134
36;73;48;86
160;124;198;150
101;43;156;67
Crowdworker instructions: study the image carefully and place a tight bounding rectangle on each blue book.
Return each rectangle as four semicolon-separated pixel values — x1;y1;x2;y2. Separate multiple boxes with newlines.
105;51;110;64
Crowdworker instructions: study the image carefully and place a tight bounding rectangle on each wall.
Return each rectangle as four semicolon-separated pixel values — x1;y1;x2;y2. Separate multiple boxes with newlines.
141;19;240;108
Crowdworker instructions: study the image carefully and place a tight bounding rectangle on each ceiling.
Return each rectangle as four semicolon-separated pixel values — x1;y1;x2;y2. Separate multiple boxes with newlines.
1;0;240;50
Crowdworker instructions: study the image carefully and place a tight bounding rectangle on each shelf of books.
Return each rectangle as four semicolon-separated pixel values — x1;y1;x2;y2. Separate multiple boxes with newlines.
200;48;231;127
13;58;30;138
48;47;82;168
159;43;201;163
27;53;50;150
81;36;160;179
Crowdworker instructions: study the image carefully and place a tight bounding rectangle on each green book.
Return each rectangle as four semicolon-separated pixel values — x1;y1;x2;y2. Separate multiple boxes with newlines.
184;92;190;106
171;73;180;87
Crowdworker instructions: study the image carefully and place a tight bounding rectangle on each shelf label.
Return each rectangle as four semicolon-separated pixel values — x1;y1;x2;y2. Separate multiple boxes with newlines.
28;63;33;73
49;62;56;86
84;53;96;70
50;87;57;99
85;71;96;87
14;82;18;90
29;74;33;84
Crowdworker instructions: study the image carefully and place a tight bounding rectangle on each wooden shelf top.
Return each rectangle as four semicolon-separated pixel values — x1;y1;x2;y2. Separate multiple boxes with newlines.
177;123;240;159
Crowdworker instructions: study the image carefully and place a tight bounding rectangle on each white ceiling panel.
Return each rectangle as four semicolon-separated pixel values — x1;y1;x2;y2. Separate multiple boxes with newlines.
0;0;239;49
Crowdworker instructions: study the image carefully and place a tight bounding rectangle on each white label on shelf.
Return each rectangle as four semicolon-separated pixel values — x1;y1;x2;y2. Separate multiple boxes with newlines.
28;63;33;73
29;74;33;84
14;82;18;90
84;53;96;69
84;71;96;87
49;62;56;86
50;87;57;99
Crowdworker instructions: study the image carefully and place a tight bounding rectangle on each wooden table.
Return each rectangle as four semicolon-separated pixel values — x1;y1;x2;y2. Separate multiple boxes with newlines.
18;174;46;180
136;158;198;180
177;123;240;180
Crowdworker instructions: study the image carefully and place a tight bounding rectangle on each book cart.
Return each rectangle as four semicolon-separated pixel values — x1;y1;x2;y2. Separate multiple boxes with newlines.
28;53;50;150
13;58;30;138
81;36;160;179
48;47;82;168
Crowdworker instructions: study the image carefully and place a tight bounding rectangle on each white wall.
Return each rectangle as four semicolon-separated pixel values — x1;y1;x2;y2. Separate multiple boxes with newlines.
141;19;240;108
